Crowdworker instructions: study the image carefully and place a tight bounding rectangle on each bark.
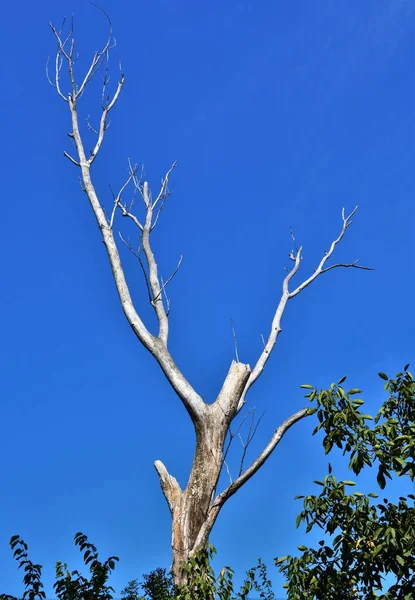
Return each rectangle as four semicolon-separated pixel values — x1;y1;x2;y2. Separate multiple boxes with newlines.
156;361;250;584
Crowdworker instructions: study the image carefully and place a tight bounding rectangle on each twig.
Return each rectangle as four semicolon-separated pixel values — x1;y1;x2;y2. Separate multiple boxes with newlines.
223;460;233;485
64;151;80;166
231;319;240;363
238;409;265;477
118;233;152;304
152;256;183;304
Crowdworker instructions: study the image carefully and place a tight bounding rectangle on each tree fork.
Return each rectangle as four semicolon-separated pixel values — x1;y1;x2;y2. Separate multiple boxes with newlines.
155;361;251;582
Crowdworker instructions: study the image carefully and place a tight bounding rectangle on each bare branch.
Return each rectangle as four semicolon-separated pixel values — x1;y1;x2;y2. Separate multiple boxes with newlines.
160;276;171;317
88;74;125;165
49;22;71;101
320;260;374;275
109;160;183;346
237;408;265;477
46;55;56;88
118;232;153;304
154;460;182;516
236;207;371;412
59;45;205;427
63;151;80;167
288;207;370;298
76;4;113;99
222;408;255;466
109;168;143;230
152;255;183;303
219;408;309;521
152;161;177;210
231;319;239;363
215;406;261;495
85;115;99;136
223;459;233;485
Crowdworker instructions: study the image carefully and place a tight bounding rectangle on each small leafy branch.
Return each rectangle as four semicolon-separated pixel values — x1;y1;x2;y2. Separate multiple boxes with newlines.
0;533;118;600
0;536;46;600
277;368;415;600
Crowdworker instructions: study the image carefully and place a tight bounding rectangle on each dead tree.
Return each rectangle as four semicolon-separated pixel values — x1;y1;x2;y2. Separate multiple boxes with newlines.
48;13;371;586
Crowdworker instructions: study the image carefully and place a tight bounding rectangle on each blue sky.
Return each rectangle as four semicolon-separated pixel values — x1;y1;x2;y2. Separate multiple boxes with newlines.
0;0;414;597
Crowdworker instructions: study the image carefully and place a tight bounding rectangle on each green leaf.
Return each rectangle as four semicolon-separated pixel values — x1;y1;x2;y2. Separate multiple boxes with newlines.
349;388;363;395
377;469;386;489
300;384;314;389
378;372;389;381
396;555;406;567
372;543;384;557
341;480;356;486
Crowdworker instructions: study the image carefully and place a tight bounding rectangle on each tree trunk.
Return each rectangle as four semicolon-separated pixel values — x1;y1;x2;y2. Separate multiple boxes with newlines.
155;361;251;587
170;426;224;586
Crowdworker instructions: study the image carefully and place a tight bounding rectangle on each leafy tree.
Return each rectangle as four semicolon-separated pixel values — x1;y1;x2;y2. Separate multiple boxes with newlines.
140;568;174;600
174;544;276;600
0;536;45;600
0;533;118;600
120;579;142;600
277;368;415;599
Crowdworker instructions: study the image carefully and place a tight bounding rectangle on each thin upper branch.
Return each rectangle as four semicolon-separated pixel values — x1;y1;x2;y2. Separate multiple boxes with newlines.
88;75;125;165
109;159;180;342
236;207;371;412
49;16;206;425
288;207;372;298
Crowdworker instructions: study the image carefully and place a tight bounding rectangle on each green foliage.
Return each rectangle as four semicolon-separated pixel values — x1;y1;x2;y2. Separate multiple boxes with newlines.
120;579;143;600
175;544;276;600
1;533;118;600
0;536;46;600
276;369;415;599
53;532;118;600
2;369;413;600
140;568;174;600
302;367;415;485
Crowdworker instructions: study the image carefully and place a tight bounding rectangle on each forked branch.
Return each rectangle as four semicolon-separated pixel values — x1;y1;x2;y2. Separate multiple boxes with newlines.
237;207;372;412
48;13;206;424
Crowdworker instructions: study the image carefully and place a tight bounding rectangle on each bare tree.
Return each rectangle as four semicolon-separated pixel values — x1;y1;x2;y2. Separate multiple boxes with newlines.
48;12;371;586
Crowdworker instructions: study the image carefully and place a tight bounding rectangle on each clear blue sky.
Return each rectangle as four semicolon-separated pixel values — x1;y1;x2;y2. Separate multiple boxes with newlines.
1;0;414;597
